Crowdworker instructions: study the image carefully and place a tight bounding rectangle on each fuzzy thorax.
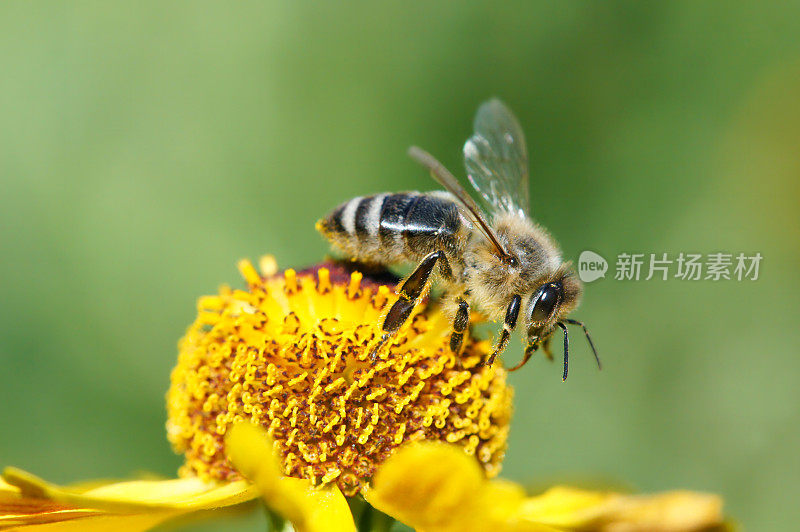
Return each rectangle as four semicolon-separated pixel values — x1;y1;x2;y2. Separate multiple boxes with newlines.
465;213;581;323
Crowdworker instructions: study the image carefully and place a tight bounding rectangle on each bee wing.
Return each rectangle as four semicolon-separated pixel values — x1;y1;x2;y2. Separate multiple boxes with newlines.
408;146;512;260
463;99;530;217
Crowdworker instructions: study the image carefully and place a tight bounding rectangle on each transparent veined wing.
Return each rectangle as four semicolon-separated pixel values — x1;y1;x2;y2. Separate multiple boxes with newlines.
408;146;512;260
463;98;530;217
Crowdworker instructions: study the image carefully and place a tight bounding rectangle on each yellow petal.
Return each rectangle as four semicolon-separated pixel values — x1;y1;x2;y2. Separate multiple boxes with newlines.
519;486;725;531
365;442;481;529
1;477;169;531
2;468;256;513
1;511;177;532
518;486;613;527
365;442;557;532
225;423;356;532
1;478;105;529
366;442;726;532
1;468;258;531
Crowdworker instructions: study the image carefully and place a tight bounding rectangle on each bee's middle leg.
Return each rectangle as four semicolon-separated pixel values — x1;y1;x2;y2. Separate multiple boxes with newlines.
483;294;522;367
372;251;444;360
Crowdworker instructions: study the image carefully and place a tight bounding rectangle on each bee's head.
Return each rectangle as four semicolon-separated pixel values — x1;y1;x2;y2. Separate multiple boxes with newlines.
520;266;600;380
523;266;581;351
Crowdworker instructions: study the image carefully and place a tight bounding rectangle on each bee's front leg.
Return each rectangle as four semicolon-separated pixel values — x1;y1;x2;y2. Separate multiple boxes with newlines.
507;335;553;372
508;342;538;372
483;294;521;367
541;336;554;361
371;251;444;360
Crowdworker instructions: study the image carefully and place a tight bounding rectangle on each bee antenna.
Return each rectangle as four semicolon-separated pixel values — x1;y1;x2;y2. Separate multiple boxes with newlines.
556;321;569;381
563;318;601;371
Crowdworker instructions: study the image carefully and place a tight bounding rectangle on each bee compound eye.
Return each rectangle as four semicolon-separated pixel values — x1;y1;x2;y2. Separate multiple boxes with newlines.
530;283;561;323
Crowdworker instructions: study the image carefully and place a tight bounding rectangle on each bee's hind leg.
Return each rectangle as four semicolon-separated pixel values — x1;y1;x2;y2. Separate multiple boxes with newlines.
371;251;444;361
449;294;470;355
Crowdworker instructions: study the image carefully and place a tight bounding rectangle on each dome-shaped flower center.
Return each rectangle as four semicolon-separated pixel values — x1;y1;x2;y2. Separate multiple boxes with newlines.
166;258;513;496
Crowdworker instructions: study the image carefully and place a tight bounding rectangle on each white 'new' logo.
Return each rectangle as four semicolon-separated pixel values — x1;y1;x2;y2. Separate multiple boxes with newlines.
578;251;608;282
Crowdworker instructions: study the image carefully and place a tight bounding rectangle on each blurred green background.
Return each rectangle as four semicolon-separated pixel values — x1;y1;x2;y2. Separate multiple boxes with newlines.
1;2;798;531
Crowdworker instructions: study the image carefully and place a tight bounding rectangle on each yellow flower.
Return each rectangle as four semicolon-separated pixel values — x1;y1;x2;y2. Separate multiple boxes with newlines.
1;257;728;531
167;258;511;496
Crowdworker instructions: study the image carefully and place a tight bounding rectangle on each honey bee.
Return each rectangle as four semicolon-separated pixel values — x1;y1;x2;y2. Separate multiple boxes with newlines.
317;99;599;379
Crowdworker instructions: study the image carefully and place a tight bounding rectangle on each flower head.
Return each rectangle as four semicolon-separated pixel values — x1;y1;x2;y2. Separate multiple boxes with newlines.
166;258;513;496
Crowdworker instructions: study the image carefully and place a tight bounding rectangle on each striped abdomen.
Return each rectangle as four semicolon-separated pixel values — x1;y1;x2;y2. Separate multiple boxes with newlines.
317;192;467;266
